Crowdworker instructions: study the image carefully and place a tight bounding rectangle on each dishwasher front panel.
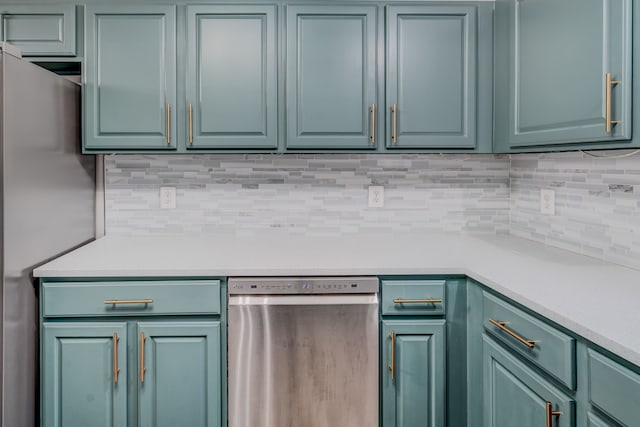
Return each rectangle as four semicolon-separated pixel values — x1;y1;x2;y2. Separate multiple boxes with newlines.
228;294;379;427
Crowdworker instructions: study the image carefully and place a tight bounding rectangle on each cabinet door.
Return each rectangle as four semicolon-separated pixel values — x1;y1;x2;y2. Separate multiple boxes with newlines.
84;5;177;150
286;5;378;149
381;319;446;427
483;335;575;427
386;6;477;149
494;0;632;150
42;322;127;427
138;321;221;427
186;5;277;149
0;5;76;56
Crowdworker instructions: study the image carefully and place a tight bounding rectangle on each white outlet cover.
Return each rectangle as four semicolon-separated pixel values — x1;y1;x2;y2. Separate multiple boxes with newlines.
540;189;555;215
160;187;176;209
368;186;384;208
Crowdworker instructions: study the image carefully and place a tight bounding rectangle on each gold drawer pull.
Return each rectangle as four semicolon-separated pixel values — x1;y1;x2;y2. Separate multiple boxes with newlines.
489;318;536;349
545;402;561;427
104;299;153;305
113;332;120;384
393;298;442;304
605;72;621;133
188;103;193;145
370;104;376;144
391;104;398;144
389;330;396;380
166;103;172;144
140;332;146;383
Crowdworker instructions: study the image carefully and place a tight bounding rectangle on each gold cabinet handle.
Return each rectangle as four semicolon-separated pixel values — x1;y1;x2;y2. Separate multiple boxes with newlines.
166;103;172;144
391;104;397;144
393;298;442;304
113;332;120;383
104;299;153;305
370;104;376;144
188;103;193;145
605;72;621;133
140;332;146;383
389;330;396;380
489;318;536;349
546;402;562;427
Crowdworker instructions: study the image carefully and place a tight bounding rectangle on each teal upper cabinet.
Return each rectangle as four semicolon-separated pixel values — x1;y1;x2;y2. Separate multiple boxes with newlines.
42;322;128;427
0;5;76;56
494;0;633;151
381;319;446;427
84;5;177;150
386;6;477;149
483;335;575;427
286;5;378;150
138;321;221;427
186;5;277;149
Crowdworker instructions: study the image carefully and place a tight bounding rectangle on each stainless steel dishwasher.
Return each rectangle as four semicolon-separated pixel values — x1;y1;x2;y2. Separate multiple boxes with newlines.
228;276;379;427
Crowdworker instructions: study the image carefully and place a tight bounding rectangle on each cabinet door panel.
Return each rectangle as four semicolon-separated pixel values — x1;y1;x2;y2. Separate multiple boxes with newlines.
186;5;277;149
138;321;221;427
0;5;76;56
387;6;477;148
495;0;632;149
286;5;377;149
42;323;127;427
84;5;176;150
382;320;446;427
483;335;575;427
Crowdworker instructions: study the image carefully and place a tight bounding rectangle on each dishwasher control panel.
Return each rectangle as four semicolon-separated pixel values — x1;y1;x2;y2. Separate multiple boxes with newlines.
228;276;379;294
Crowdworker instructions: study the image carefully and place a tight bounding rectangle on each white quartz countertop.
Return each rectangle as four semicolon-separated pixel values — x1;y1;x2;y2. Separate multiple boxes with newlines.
34;233;640;367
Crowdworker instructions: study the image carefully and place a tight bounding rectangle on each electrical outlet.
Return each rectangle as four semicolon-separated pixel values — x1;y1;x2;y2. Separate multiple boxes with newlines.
368;186;384;208
160;187;176;209
540;189;555;215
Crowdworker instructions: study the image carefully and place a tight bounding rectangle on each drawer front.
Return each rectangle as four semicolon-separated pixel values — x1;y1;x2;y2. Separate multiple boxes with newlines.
43;280;221;317
381;280;445;316
0;5;76;56
588;349;640;426
483;292;576;389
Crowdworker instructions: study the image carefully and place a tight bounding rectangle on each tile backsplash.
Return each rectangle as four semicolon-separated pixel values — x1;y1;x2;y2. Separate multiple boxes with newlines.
510;151;640;270
105;154;511;237
105;151;640;270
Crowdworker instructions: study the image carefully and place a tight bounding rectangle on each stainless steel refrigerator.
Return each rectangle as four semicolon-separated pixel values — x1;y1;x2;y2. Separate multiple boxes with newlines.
0;43;96;426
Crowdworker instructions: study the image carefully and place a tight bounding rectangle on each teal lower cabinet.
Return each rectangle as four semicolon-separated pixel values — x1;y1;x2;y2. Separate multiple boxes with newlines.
587;348;640;427
138;321;221;427
381;319;446;427
587;412;621;427
483;335;575;427
42;322;128;427
40;279;225;427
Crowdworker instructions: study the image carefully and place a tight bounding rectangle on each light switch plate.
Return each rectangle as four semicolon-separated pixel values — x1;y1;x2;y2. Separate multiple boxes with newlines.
540;189;555;215
160;187;176;209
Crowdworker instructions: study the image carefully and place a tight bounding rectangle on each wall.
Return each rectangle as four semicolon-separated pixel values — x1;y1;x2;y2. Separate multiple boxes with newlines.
105;154;510;237
510;151;640;270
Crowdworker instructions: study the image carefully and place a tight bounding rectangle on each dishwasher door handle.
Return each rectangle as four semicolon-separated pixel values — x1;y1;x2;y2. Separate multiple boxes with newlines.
229;294;379;306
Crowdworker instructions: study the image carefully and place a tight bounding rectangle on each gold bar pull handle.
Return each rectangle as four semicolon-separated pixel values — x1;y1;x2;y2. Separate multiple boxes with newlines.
606;72;621;133
113;332;120;383
370;104;376;144
140;332;146;383
391;104;398;144
104;299;153;305
166;103;172;144
489;318;536;349
394;297;442;304
188;103;193;145
545;402;562;427
389;330;396;380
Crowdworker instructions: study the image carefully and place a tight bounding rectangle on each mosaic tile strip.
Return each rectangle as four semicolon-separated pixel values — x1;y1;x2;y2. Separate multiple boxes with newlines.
105;154;510;237
510;151;640;270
